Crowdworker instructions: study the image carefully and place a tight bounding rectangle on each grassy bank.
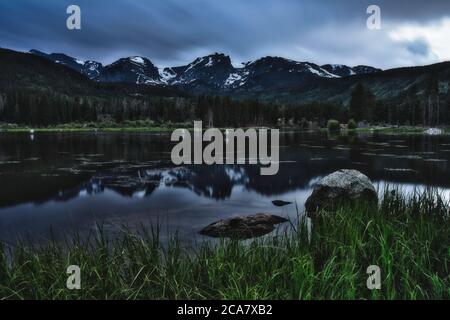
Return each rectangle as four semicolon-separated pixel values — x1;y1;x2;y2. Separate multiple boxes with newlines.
0;120;186;133
0;190;449;300
0;122;270;133
0;126;175;133
1;121;447;135
354;126;430;134
0;122;276;134
317;125;439;135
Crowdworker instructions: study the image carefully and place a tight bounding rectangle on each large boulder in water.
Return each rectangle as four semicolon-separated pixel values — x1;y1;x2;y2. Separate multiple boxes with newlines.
305;169;377;215
199;214;288;240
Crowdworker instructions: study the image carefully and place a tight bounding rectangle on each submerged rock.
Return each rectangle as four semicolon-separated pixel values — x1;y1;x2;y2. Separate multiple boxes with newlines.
305;169;378;215
272;200;293;207
199;214;289;239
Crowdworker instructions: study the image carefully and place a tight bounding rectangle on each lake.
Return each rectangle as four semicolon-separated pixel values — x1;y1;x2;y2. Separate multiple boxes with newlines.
1;130;449;245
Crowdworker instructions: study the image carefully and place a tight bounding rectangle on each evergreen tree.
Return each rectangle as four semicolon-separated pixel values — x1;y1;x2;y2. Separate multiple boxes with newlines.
349;83;366;122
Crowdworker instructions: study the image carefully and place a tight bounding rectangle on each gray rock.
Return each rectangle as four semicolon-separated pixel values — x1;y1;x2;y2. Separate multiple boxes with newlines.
199;213;289;239
305;169;378;215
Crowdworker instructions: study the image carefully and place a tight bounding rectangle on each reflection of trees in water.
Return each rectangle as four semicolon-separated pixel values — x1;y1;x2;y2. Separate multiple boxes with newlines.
0;161;344;207
1;132;450;207
0;172;90;207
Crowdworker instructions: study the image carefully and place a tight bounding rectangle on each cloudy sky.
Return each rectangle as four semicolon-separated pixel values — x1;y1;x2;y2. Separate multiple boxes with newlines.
1;0;450;69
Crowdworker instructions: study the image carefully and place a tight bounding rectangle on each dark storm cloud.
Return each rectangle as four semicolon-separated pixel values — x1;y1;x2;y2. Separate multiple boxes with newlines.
0;0;449;68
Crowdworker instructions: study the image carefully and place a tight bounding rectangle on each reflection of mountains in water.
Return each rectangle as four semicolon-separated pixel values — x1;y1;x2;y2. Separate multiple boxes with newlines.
1;151;450;209
1;132;450;207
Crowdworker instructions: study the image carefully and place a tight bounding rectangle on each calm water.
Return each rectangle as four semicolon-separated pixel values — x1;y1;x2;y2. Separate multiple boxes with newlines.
1;130;450;245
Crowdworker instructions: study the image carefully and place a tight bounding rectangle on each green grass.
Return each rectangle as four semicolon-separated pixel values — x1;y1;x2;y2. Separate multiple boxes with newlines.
0;126;176;133
0;122;181;133
319;125;431;135
353;126;431;134
0;121;271;133
0;123;274;133
0;190;449;300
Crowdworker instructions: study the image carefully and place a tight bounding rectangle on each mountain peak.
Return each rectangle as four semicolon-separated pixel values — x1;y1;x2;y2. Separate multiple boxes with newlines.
101;56;160;84
128;56;147;64
187;53;232;69
111;56;152;66
29;49;96;78
29;49;45;55
248;56;291;65
321;64;382;77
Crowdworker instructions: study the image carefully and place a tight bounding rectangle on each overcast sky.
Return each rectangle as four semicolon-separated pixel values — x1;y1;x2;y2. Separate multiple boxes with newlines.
1;0;450;69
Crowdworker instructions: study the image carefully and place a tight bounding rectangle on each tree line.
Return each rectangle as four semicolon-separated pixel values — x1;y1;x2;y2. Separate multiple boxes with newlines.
348;76;450;126
1;79;450;127
0;89;280;127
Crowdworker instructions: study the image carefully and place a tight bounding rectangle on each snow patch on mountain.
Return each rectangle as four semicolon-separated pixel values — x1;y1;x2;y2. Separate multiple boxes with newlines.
231;60;245;68
205;57;214;67
159;68;177;84
307;65;340;78
224;70;249;87
185;57;205;73
130;57;145;64
224;73;242;86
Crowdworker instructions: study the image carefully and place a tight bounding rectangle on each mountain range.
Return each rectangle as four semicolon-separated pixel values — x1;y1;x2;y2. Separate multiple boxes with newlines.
29;49;381;94
2;48;450;105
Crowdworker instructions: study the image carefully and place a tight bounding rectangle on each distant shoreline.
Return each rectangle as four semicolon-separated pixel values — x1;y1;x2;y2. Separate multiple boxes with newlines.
0;124;447;135
0;126;176;133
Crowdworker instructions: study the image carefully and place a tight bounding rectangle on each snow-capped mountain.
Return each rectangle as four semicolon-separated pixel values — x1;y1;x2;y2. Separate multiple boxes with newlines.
98;56;162;84
159;55;381;92
233;56;339;91
29;49;383;94
81;61;103;79
351;65;382;75
161;54;359;92
30;50;103;80
166;53;235;88
321;64;381;77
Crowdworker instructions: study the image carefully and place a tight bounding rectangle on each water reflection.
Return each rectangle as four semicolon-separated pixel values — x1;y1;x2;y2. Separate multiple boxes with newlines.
0;131;450;244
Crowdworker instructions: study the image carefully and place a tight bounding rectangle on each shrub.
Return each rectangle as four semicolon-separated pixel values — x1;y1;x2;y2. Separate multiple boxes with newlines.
348;119;357;130
327;119;340;132
0;123;18;129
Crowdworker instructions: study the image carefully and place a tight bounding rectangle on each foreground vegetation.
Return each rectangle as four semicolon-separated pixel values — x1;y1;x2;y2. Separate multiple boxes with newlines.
0;190;449;300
